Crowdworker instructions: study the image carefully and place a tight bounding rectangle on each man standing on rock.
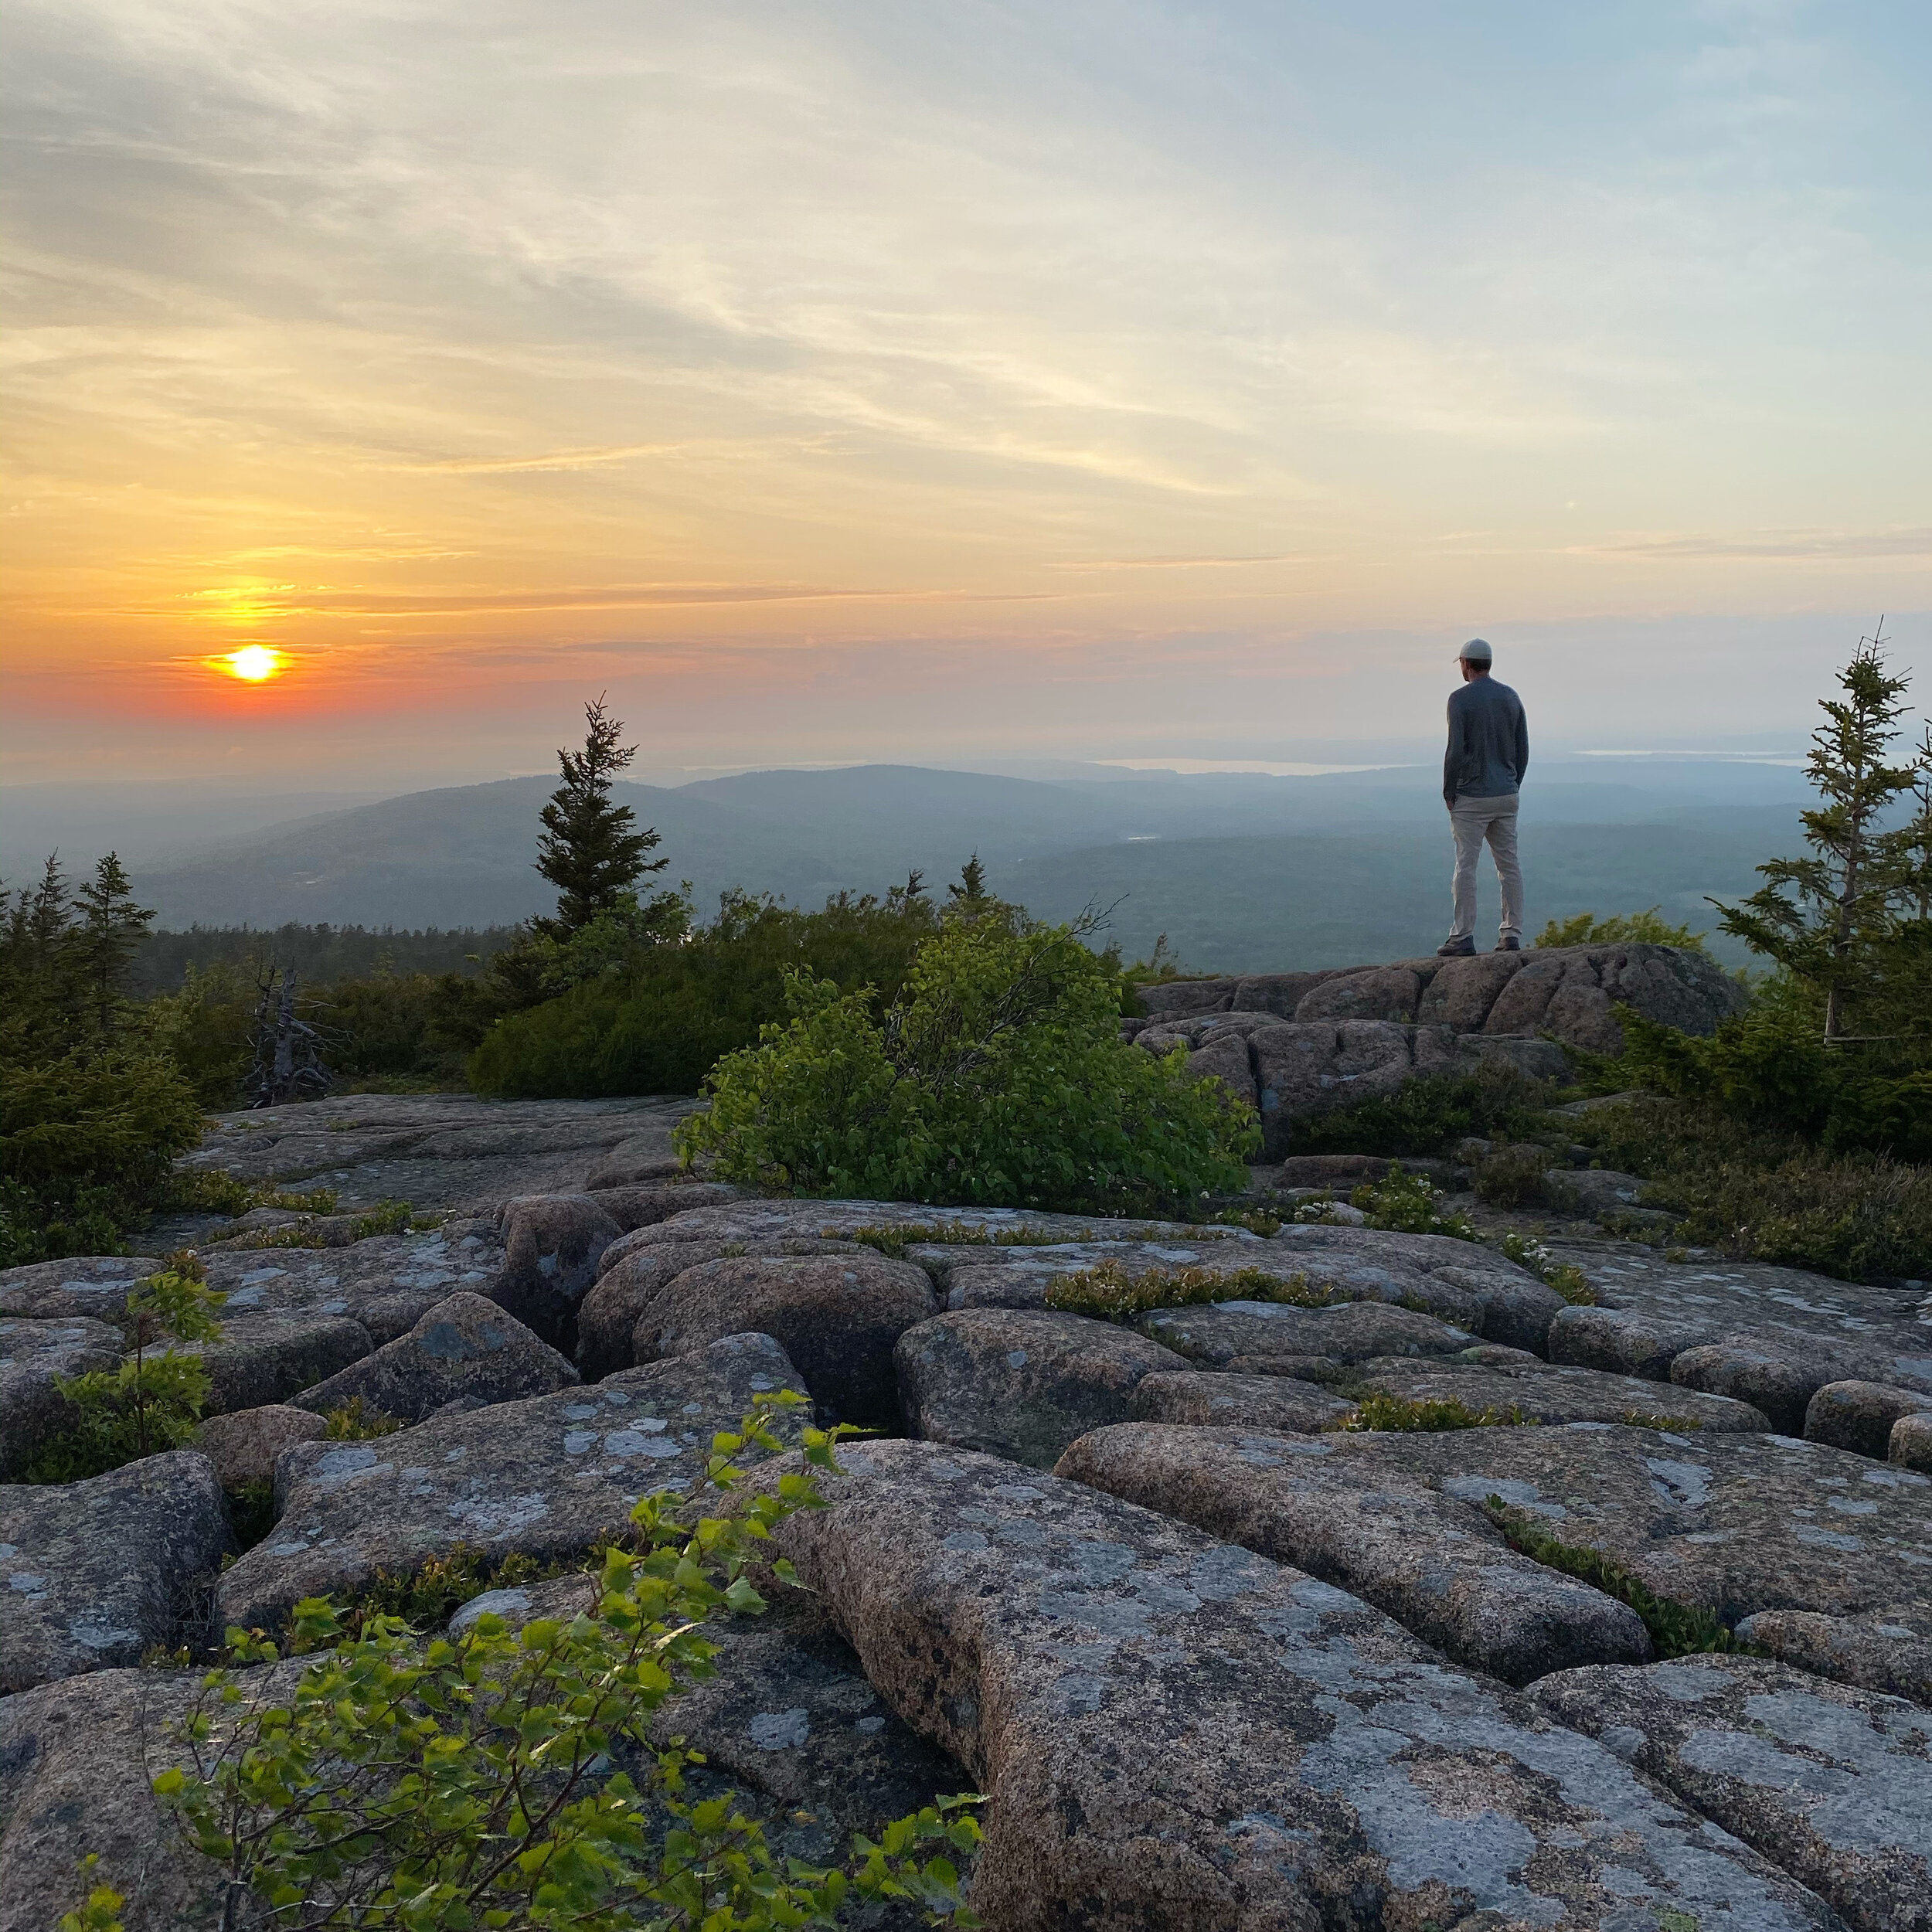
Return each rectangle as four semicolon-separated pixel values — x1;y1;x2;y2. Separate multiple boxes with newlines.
1437;638;1528;956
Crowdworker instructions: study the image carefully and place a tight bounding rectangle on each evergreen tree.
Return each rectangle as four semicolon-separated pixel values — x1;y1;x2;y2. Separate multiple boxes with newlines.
947;853;990;910
1717;631;1923;1041
532;696;665;940
67;852;152;1045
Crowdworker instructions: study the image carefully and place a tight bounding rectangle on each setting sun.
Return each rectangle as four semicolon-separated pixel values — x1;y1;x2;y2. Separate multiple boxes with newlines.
222;645;288;682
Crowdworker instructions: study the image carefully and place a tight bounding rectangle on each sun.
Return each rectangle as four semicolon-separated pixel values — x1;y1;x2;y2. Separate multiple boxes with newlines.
222;645;288;682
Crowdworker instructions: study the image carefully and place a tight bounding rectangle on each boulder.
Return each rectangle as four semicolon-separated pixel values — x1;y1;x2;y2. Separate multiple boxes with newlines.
774;1437;1835;1930
1273;1152;1400;1189
291;1291;578;1423
1532;1655;1932;1932
219;1332;807;1634
1672;1339;1845;1438
634;1254;936;1429
1355;1356;1774;1431
1735;1608;1932;1709
1059;1422;1651;1685
1894;1412;1932;1474
925;1236;1291;1315
1127;1371;1354;1433
1806;1379;1932;1459
580;1236;868;1380
894;1309;1188;1468
1478;943;1747;1053
192;1403;327;1491
1293;962;1426;1024
491;1193;622;1351
0;1452;230;1692
1548;1303;1720;1381
1140;1298;1476;1368
186;1308;374;1413
0;1315;122;1479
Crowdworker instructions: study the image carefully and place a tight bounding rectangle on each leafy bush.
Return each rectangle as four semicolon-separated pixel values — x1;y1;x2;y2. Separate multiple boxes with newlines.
679;908;1257;1214
471;886;944;1099
1284;1068;1560;1159
1045;1260;1347;1323
23;1255;226;1482
1349;1166;1477;1239
1536;908;1709;952
77;1396;982;1932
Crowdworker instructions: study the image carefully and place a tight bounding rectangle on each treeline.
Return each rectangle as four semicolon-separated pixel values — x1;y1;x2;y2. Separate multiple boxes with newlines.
129;923;520;996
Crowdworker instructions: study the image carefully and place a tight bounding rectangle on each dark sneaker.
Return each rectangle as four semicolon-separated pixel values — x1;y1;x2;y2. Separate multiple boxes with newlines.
1435;936;1477;957
1495;937;1522;952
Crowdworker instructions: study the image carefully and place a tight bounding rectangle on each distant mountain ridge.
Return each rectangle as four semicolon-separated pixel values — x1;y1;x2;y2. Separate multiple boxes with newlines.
97;760;1807;973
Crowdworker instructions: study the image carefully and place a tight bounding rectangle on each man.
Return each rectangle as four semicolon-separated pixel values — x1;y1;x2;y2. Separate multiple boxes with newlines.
1437;638;1528;956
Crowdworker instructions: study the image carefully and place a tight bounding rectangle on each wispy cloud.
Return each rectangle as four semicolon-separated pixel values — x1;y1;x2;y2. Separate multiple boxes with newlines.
1586;528;1932;561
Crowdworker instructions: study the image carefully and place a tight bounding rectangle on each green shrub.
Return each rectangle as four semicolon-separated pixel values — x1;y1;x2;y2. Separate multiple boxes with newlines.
0;1046;205;1267
1284;1068;1560;1159
78;1395;982;1932
1335;1394;1531;1433
678;910;1257;1214
1536;908;1710;952
23;1255;226;1482
1349;1165;1477;1239
1046;1260;1348;1323
1578;1095;1931;1281
1471;1144;1557;1209
1486;1502;1740;1656
471;886;944;1100
321;1396;405;1441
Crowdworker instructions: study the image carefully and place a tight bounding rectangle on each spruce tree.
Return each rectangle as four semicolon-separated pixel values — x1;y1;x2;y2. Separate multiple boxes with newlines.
1717;632;1921;1041
68;852;153;1045
532;696;665;940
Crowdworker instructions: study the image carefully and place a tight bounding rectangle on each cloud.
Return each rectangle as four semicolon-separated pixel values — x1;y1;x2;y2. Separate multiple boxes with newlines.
1586;528;1932;561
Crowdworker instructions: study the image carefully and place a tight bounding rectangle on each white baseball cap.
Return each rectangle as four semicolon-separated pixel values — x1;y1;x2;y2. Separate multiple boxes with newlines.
1457;638;1493;665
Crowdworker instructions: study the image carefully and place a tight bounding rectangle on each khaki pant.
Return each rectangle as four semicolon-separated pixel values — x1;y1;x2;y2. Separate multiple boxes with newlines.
1449;793;1522;941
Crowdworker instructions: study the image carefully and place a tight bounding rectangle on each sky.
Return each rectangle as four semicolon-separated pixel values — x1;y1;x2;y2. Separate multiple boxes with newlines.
4;0;1928;788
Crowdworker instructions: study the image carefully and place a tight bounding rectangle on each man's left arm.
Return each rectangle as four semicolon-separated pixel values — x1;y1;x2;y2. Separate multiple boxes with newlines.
1514;701;1529;787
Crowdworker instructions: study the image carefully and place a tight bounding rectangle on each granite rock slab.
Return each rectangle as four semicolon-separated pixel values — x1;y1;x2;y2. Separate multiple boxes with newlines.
291;1290;578;1423
0;1315;122;1479
775;1437;1835;1930
1736;1608;1932;1709
633;1253;936;1429
0;1659;305;1932
1356;1355;1774;1431
219;1332;807;1632
489;1193;621;1352
1127;1371;1355;1433
1141;1297;1477;1368
1058;1421;1651;1685
895;1308;1188;1469
0;1452;231;1692
1279;1423;1932;1638
175;1093;701;1214
1532;1655;1932;1932
185;1308;374;1413
0;1256;159;1321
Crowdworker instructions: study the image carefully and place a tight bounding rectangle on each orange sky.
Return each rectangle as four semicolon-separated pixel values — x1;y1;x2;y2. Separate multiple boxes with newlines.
5;1;1927;784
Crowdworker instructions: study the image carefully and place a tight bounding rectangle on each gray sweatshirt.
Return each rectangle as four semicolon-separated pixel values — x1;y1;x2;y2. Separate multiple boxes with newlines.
1444;676;1529;804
